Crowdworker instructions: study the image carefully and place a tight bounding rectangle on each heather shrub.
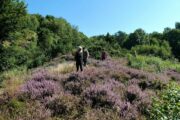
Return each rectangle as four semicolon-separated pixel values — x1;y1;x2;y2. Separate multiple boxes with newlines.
149;82;180;120
167;69;180;82
63;74;84;95
127;79;140;86
126;82;153;115
106;79;126;99
6;98;26;118
21;70;61;100
0;100;25;119
79;108;120;120
110;71;130;83
137;79;167;90
138;80;148;90
0;98;51;120
78;67;110;82
83;83;121;109
24;101;51;120
148;79;167;90
120;102;139;120
135;93;152;115
63;72;101;95
125;85;144;103
46;94;80;119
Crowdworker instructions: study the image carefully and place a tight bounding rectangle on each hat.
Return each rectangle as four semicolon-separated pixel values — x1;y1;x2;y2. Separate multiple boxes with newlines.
78;46;82;50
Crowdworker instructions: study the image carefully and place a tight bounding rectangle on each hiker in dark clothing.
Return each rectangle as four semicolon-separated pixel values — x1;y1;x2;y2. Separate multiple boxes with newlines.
101;51;107;61
75;46;83;72
83;47;89;67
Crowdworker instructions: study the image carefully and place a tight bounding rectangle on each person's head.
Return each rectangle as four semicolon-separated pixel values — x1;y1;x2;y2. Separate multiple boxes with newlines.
78;46;82;52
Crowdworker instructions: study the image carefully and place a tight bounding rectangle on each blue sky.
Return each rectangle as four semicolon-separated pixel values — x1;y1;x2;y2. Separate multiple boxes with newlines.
25;0;180;36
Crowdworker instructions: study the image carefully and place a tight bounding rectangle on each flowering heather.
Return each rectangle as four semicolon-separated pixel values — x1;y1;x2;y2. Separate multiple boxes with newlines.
93;58;169;82
21;70;61;100
126;85;144;103
63;73;88;95
83;82;122;109
134;93;152;115
23;101;51;120
77;67;111;82
46;93;80;118
166;69;180;82
127;78;140;85
1;58;175;119
63;68;113;95
120;102;139;120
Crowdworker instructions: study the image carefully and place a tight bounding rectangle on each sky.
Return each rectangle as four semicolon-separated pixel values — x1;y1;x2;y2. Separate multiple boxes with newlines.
25;0;180;37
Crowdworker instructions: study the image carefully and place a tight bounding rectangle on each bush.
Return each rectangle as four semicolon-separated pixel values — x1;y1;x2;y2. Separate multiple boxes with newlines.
7;99;26;117
125;85;144;103
149;82;180;120
83;82;122;109
46;94;80;119
131;44;172;59
120;102;139;120
80;108;120;120
21;69;61;100
127;54;180;72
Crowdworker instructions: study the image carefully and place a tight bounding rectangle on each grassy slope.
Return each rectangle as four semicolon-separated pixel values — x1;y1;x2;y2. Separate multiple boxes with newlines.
0;55;179;120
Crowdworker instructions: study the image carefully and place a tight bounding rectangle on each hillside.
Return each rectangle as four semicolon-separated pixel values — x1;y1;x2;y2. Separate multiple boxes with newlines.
0;0;180;119
0;55;179;120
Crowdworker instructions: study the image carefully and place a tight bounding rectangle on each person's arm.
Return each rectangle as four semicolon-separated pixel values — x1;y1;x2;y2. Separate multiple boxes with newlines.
74;52;77;61
87;51;90;58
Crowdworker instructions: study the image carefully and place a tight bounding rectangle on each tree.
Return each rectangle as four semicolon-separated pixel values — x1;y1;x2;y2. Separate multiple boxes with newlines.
0;29;40;71
163;27;171;34
114;31;128;46
149;32;163;40
105;32;115;43
20;14;40;31
0;0;27;40
175;22;180;29
164;29;180;60
124;29;147;49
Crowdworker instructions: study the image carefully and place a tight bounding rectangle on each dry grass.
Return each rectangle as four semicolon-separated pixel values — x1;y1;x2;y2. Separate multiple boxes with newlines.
48;62;75;75
0;67;28;96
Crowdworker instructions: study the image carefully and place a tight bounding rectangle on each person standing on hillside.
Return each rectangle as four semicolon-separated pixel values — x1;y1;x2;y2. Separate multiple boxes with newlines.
75;46;83;72
83;47;89;67
101;50;107;61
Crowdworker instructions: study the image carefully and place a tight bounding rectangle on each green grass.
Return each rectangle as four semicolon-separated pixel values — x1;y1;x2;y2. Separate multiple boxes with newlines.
0;66;28;96
127;54;180;73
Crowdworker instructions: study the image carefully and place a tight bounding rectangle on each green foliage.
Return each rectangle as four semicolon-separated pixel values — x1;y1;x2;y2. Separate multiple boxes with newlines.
88;38;127;59
0;98;26;118
19;14;40;31
175;22;180;29
0;0;27;40
114;31;128;46
0;29;40;71
164;29;180;60
0;0;88;72
123;28;147;49
131;42;172;59
149;82;180;120
127;54;180;72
